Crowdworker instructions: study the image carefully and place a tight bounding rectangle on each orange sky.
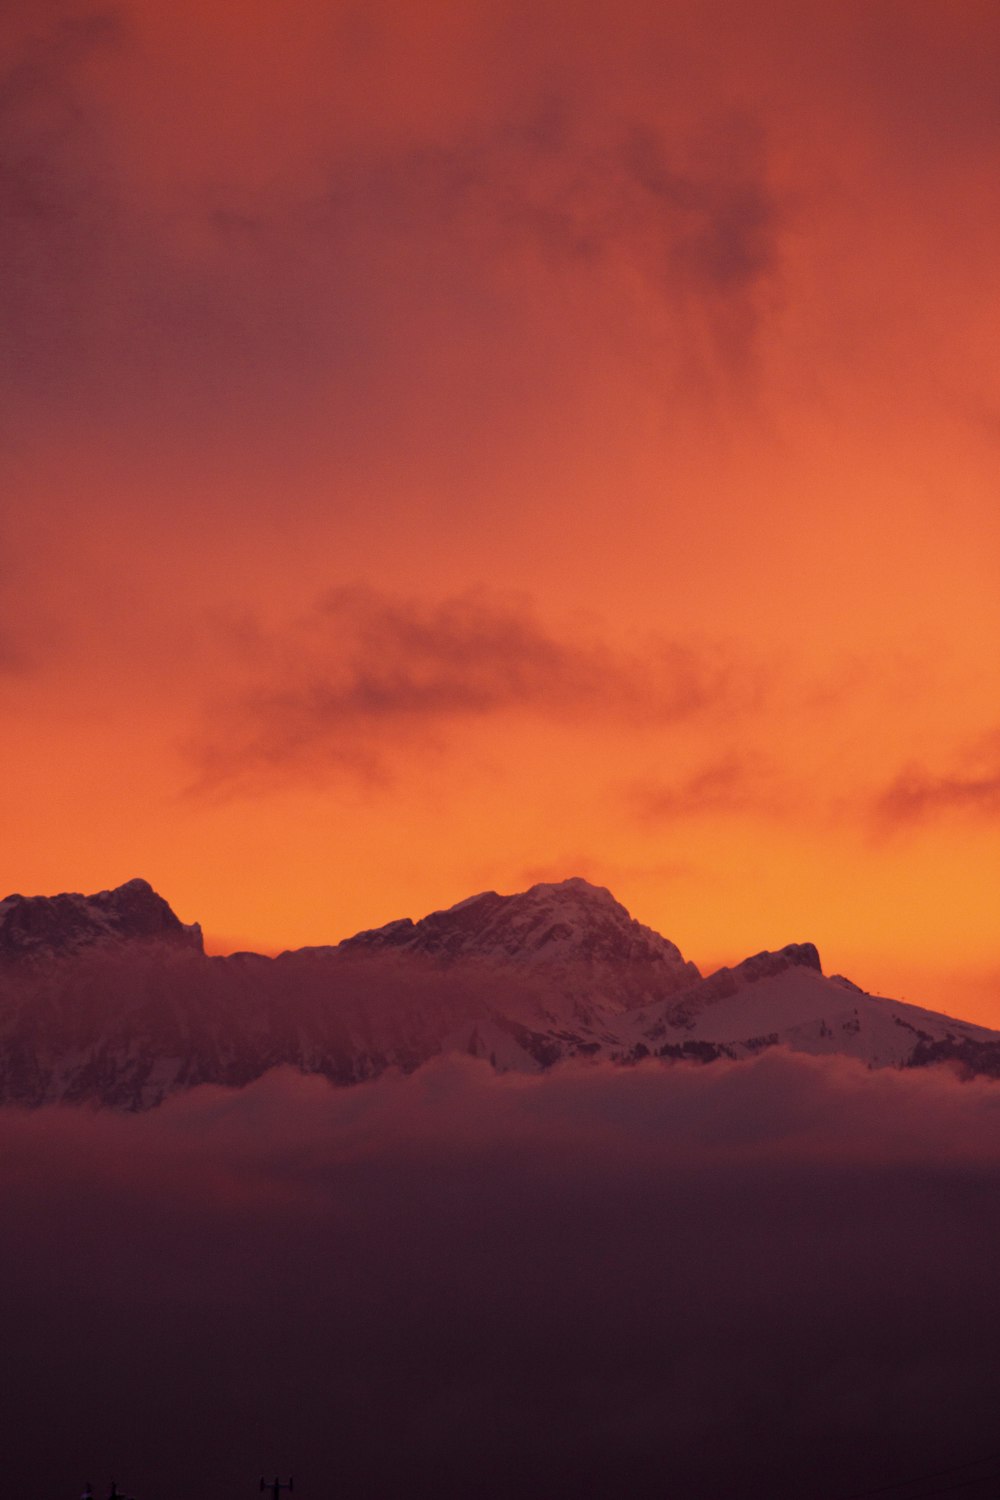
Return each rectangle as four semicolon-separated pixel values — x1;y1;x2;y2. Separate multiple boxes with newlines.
2;0;999;1019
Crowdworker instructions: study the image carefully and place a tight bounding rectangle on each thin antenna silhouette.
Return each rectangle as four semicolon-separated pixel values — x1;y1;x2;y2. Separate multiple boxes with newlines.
260;1477;293;1500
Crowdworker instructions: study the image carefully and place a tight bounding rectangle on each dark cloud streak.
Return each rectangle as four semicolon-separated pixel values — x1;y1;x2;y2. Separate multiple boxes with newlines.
627;751;784;822
875;735;1000;828
188;587;756;795
877;766;1000;825
323;107;783;298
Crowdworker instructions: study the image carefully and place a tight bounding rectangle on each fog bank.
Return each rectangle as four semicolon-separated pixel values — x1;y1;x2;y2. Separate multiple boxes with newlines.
3;1052;1000;1500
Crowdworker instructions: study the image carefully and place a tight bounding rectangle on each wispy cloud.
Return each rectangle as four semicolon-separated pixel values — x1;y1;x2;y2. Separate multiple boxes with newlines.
869;724;1000;829
188;587;759;795
319;105;783;307
875;754;1000;828
626;752;786;823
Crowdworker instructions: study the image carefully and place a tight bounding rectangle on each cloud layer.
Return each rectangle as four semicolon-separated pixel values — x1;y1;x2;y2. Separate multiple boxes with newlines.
3;1054;1000;1500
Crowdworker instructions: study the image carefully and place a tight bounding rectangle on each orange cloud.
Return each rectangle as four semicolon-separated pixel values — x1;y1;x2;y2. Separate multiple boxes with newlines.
875;746;1000;827
0;0;793;465
627;752;786;823
1;0;999;1018
188;587;759;794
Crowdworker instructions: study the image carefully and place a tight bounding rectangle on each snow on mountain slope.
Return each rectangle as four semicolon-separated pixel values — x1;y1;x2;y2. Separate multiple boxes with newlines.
333;876;700;1004
278;878;703;1061
0;875;998;1107
620;947;1000;1070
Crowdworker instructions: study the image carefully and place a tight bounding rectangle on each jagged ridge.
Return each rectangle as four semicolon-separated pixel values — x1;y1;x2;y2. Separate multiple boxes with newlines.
0;878;203;964
0;876;996;1108
340;876;696;969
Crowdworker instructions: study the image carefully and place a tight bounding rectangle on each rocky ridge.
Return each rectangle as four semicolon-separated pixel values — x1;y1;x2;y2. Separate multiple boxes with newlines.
0;876;996;1108
0;878;203;964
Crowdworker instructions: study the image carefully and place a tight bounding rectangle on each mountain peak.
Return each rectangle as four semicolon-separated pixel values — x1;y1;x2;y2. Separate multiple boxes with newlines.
0;876;998;1107
664;941;822;1010
428;875;618;917
0;879;203;964
739;942;822;979
336;875;700;1001
527;875;616;898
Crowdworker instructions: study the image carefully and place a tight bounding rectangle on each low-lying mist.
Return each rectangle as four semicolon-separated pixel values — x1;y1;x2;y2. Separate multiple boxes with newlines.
3;1051;1000;1500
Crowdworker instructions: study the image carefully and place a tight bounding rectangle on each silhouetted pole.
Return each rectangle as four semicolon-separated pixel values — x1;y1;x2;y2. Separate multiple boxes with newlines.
261;1477;293;1500
80;1477;126;1500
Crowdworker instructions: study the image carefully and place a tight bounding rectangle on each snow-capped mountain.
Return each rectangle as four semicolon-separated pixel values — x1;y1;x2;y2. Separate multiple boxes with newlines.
335;877;697;981
618;943;1000;1070
0;878;203;963
327;876;700;1020
0;876;996;1108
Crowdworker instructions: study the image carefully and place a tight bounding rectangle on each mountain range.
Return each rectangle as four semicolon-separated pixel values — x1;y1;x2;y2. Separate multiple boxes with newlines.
0;875;997;1108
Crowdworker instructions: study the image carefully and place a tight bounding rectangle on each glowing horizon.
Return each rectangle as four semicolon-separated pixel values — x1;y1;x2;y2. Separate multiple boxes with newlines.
3;1;998;1023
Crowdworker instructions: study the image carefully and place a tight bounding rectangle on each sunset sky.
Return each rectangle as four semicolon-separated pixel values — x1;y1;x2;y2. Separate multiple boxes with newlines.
3;0;998;1019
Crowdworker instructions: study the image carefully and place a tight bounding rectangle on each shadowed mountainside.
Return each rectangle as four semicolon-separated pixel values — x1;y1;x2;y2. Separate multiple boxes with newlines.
0;876;997;1108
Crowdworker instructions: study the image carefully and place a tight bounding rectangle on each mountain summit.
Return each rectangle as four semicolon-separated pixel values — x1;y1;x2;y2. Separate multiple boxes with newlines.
0;878;203;964
0;875;996;1108
334;876;700;1002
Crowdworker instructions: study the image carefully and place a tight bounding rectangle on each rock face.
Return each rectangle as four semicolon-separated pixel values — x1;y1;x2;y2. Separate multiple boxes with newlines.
0;875;997;1109
341;877;697;971
0;878;203;963
335;877;700;1012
